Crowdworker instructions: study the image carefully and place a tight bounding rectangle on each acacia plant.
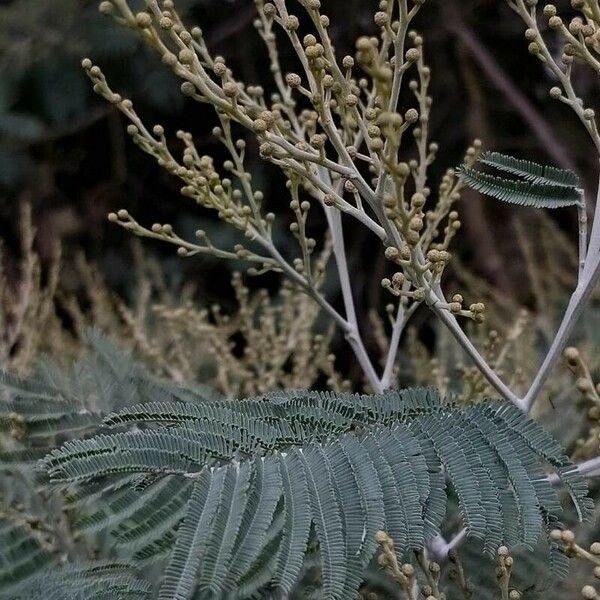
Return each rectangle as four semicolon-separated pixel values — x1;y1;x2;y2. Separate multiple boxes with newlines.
83;0;600;413
3;0;600;598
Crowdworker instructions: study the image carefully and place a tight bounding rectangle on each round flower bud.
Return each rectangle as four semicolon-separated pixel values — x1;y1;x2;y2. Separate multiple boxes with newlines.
525;28;537;41
305;46;320;61
411;192;426;207
356;36;372;51
549;86;562;99
561;529;575;543
543;4;557;17
258;111;274;126
303;34;317;47
590;542;600;555
405;47;420;62
344;180;357;193
181;81;196;96
223;81;239;97
429;562;440;573
409;217;423;231
213;61;227;76
342;55;354;69
405;108;419;123
263;3;276;17
99;1;113;15
564;346;580;362
310;134;326;148
392;272;404;286
370;138;384;151
581;586;597;600
401;564;415;576
135;12;152;28
374;11;388;26
375;530;389;543
450;302;462;314
163;51;177;66
548;15;562;28
286;73;302;88
569;18;583;35
284;15;300;30
322;74;334;88
252;119;268;133
584;108;596;120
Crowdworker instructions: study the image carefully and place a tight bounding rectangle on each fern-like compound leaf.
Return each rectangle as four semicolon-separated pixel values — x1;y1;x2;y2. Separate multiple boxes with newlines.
223;458;283;588
457;164;582;208
198;461;253;594
479;151;579;188
0;521;54;598
297;444;347;599
8;561;151;600
0;331;223;593
158;469;217;600
38;388;593;599
271;452;311;594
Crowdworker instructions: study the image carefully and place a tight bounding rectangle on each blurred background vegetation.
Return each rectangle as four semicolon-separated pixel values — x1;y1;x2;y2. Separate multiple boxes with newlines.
0;0;598;380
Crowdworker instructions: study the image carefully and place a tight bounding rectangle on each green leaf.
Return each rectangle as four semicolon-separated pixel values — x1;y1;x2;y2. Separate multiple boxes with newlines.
479;152;579;188
457;162;581;209
37;387;593;599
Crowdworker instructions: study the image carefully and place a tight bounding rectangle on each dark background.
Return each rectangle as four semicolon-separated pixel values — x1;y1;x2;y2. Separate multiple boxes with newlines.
1;0;597;379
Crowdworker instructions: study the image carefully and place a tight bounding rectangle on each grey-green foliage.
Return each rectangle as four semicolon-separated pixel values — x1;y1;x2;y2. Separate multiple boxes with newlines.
37;386;593;600
0;329;220;596
0;520;53;594
457;151;582;208
0;337;594;599
0;328;219;450
10;561;152;600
